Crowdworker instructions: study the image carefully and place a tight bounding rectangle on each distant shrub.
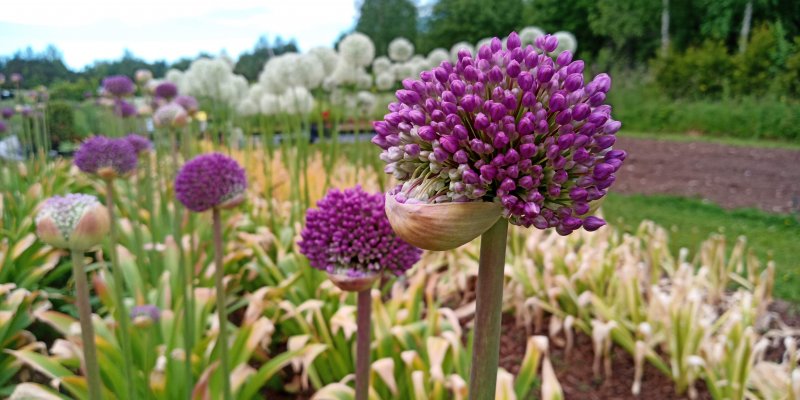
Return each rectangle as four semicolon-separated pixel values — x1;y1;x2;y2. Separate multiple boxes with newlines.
46;100;75;149
651;40;733;99
780;37;800;97
732;24;780;96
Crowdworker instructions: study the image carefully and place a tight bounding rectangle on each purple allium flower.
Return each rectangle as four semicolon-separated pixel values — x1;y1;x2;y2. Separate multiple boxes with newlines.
74;136;138;179
130;304;160;322
102;75;135;97
114;100;138;118
10;73;22;84
0;121;6;134
125;133;152;154
299;186;422;277
1;107;14;119
20;106;32;118
154;81;178;100
153;102;188;128
175;153;247;212
174;95;199;114
374;32;625;235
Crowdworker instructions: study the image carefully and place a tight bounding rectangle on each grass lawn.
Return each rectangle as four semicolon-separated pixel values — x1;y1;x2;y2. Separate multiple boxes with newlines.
602;193;800;302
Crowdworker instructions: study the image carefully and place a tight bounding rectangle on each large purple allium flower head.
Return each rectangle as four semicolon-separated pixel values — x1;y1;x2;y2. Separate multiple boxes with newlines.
74;136;138;179
374;31;625;235
1;107;14;119
299;186;422;279
114;100;138;118
102;75;135;97
154;81;178;100
125;133;152;154
174;95;199;115
175;153;248;212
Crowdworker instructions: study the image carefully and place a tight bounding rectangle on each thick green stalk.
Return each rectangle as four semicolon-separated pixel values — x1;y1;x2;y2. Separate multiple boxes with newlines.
355;289;372;400
104;179;136;400
212;208;232;400
71;251;103;400
468;218;509;400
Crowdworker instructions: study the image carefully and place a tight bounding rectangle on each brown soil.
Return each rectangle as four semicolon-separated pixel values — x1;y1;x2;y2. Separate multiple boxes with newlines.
614;137;800;213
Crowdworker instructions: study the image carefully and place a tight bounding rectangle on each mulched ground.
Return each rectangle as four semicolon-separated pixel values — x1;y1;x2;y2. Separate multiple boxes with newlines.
614;137;800;213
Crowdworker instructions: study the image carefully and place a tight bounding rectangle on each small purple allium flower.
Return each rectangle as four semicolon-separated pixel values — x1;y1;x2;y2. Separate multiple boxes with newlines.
130;304;160;323
74;136;138;179
175;153;247;212
20;106;32;118
174;95;199;114
154;82;178;100
10;73;22;84
125;133;152;154
374;32;625;235
1;107;14;119
299;186;422;277
114;100;138;118
102;75;135;97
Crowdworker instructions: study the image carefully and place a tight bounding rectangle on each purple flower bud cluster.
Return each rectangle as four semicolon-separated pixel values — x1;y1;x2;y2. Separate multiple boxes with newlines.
114;100;138;118
0;121;6;133
154;82;178;100
175;153;247;212
175;95;199;114
130;304;161;322
373;31;625;235
125;133;152;154
74;136;138;178
1;107;14;119
299;186;422;277
102;75;135;97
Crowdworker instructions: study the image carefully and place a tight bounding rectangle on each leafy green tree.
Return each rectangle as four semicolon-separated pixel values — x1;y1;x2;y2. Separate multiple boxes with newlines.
589;0;662;63
420;0;523;54
234;35;299;82
355;0;418;56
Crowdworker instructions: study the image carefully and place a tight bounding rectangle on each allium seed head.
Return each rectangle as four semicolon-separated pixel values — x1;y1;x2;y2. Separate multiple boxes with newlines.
74;136;138;179
35;194;110;250
174;153;248;212
299;186;421;278
374;31;624;235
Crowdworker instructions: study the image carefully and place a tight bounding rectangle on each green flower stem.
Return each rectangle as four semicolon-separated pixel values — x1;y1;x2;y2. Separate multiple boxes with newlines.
355;288;372;400
104;179;136;400
468;218;509;400
212;207;232;400
70;250;103;400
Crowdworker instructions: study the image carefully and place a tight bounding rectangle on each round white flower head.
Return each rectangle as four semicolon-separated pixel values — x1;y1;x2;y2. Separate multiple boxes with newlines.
388;37;415;62
338;32;375;67
279;86;314;115
450;42;475;62
259;53;299;94
182;57;247;108
375;72;395;91
372;56;392;74
426;48;449;68
554;31;578;53
392;62;414;81
519;26;545;46
356;69;373;89
135;69;153;84
236;98;258;116
165;69;185;91
308;46;340;75
259;93;280;115
356;91;377;115
294;54;325;89
247;83;267;103
330;61;361;86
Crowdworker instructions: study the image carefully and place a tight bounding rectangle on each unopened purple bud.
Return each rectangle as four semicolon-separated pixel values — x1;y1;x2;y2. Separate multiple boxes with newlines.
573;134;589;149
572;103;590;120
555;109;572;125
573;202;590;215
593;163;614;180
478;45;492;60
563;216;582;230
480;164;497;180
522;92;536;107
507;32;522;50
460;94;479;113
493;131;509;148
452;150;468;164
549;93;566;111
500;178;516;191
433;147;449;162
564;73;584;92
408;110;426;126
474;113;490;130
418;126;437;141
537;66;554;83
556;51;573;66
553;169;568;184
506;60;521;78
594;135;616;149
557;133;575;149
606;149;627;161
488;66;503;83
606;158;623;170
567;60;585;74
524;51;539;68
546;144;561;160
518;175;534;189
583;216;606;231
463;169;480;184
577;175;594;187
548;184;561;197
520;143;537;158
596;175;616;190
593;73;612;93
533;216;549;229
535;119;549;134
588;113;608;126
505;149;520;164
569;187;588;201
440;135;459;153
405;143;420;156
470;139;485;153
603;120;621;134
451;80;466;96
589;92;606;106
543;35;558;52
517;72;534;91
573;147;590;163
397;90;420;105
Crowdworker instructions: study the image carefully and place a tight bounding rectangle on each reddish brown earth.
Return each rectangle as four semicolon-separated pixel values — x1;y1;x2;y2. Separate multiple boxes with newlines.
614;137;800;213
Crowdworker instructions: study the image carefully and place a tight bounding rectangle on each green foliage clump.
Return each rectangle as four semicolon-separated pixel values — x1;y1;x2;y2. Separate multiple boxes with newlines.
651;40;734;99
45;100;75;149
49;78;96;101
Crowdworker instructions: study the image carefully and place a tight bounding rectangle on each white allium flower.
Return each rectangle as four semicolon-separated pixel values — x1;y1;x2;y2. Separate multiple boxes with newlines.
279;86;314;115
236;98;259;116
294;54;325;89
450;42;475;61
392;62;414;81
247;83;267;104
259;53;302;94
554;31;578;53
356;91;377;115
308;46;339;75
165;69;185;90
520;26;546;46
338;32;375;68
426;48;449;68
356;69;372;89
259;93;279;115
372;56;392;74
388;37;414;62
375;72;395;91
181;58;246;108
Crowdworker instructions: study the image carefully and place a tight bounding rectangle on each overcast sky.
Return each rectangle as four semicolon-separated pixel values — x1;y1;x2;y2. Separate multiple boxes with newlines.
0;0;358;70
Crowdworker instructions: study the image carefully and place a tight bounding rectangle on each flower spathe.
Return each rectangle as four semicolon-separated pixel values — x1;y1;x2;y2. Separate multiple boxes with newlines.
74;136;138;179
35;194;110;250
175;153;247;212
298;186;422;281
373;31;625;236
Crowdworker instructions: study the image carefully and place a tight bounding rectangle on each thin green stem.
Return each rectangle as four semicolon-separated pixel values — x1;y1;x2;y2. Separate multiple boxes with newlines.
104;179;136;400
212;208;232;400
71;250;103;400
468;218;509;400
355;289;372;400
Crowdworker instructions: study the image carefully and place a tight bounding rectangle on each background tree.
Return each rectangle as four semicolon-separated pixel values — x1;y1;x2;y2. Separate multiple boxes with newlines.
418;0;523;53
354;0;418;56
234;36;299;82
